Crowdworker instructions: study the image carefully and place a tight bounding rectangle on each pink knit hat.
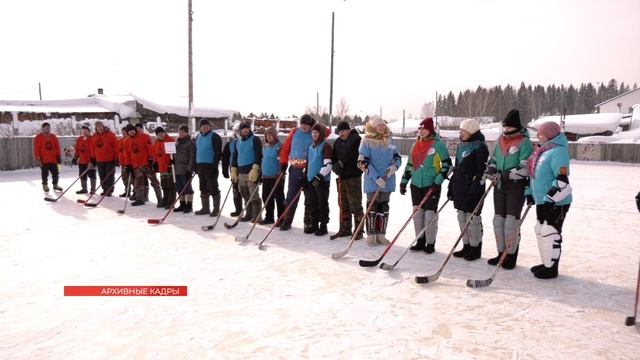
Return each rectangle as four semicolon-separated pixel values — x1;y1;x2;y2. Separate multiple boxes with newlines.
537;121;561;140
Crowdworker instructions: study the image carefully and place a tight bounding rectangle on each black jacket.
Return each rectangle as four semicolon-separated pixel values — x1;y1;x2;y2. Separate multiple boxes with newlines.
448;131;489;213
331;129;362;179
221;138;236;178
174;135;196;175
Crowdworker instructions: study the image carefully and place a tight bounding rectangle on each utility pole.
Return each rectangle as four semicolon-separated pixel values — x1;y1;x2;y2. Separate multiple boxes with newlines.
188;0;194;133
328;12;335;127
402;109;405;137
316;91;320;123
38;83;42;100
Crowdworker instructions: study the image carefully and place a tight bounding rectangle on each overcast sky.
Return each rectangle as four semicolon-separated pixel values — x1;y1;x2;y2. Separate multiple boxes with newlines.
1;0;639;119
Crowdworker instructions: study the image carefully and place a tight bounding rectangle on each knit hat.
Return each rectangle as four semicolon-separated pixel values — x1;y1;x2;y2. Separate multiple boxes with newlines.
154;126;166;134
81;124;90;131
239;120;251;130
199;118;211;127
537;121;561;140
336;120;350;133
300;114;315;126
311;122;327;142
42;122;50;128
125;124;136;133
460;118;480;134
419;117;435;134
368;115;385;128
502;109;522;130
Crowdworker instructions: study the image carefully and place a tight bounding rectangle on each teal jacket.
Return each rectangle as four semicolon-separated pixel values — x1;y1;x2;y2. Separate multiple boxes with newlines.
401;135;451;188
527;133;572;206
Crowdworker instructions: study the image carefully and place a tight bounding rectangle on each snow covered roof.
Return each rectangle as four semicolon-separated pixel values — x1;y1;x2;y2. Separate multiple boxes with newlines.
0;96;137;118
594;87;640;108
131;94;238;119
529;113;622;135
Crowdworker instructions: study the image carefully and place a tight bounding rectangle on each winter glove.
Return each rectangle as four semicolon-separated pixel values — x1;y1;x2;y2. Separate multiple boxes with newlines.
636;192;640;213
148;158;154;168
230;167;239;183
375;177;386;189
311;175;323;188
169;158;175;165
484;166;499;183
386;165;398;178
526;194;535;206
357;160;368;174
280;163;288;173
399;183;407;195
91;158;97;166
71;157;78;166
125;166;133;174
152;163;159;173
333;161;343;176
248;164;260;182
56;156;62;164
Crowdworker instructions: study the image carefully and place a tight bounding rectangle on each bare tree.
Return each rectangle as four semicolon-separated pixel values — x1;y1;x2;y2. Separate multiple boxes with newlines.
305;105;327;123
335;97;350;120
420;102;435;118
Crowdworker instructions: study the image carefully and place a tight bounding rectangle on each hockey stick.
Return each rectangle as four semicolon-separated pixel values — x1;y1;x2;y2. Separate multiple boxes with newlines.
84;173;123;208
44;166;92;202
625;257;640;326
331;187;382;260
224;179;261;229
415;182;494;284
359;186;435;267
466;204;532;288
380;199;450;271
116;170;133;215
235;171;285;242
76;166;116;204
257;188;303;250
147;174;196;224
201;182;233;231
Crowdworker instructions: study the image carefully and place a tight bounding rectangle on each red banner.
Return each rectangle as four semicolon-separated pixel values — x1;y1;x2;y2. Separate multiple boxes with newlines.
64;286;187;296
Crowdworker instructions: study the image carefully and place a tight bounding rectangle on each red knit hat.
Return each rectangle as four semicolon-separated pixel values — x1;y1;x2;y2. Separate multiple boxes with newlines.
419;117;435;134
537;121;561;140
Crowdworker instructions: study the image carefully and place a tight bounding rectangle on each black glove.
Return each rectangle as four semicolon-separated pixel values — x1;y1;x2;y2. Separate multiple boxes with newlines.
71;157;78;166
169;158;175;165
125;166;133;174
526;194;535;206
486;166;497;175
311;175;323;188
152;163;159;173
222;168;229;179
399;183;407;195
301;176;308;190
91;158;97;166
56;156;62;164
281;163;288;173
148;158;154;167
636;192;640;213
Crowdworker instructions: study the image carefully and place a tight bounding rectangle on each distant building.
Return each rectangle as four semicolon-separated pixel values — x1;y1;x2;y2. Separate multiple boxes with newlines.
595;87;640;114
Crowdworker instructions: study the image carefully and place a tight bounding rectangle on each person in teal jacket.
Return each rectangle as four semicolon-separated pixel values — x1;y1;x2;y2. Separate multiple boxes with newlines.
399;118;451;254
485;109;533;269
526;121;572;279
357;116;402;246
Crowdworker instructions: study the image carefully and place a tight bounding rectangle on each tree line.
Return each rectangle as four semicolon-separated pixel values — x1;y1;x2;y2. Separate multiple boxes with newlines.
435;79;637;124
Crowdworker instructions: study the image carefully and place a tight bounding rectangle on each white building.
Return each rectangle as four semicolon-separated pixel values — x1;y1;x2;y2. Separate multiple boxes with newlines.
595;87;640;113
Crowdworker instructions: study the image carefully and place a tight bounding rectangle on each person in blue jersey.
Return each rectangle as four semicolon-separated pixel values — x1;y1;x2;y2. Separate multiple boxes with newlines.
357;116;402;246
260;126;285;225
194;118;223;216
448;119;489;261
222;122;243;217
278;114;316;231
303;122;333;236
231;120;263;222
526;121;572;279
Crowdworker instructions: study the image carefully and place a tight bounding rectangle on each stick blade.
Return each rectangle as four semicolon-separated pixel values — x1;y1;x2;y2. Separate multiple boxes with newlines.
331;250;348;260
466;278;493;288
43;197;58;202
415;274;438;284
76;199;87;204
359;258;381;268
84;203;98;208
223;222;237;229
625;316;636;326
258;244;267;251
147;219;162;224
201;225;214;231
379;263;395;271
116;210;125;215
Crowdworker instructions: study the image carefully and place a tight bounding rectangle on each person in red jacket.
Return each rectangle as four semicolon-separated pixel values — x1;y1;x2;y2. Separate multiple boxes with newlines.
124;124;162;206
117;126;132;198
72;125;96;194
153;127;176;209
90;121;118;196
33;122;62;192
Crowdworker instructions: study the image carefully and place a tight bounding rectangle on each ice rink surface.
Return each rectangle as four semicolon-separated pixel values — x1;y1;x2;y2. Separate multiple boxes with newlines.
1;160;639;359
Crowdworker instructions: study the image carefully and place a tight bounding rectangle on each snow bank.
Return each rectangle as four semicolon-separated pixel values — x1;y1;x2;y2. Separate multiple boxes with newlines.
0;96;136;118
576;127;640;144
530;113;622;135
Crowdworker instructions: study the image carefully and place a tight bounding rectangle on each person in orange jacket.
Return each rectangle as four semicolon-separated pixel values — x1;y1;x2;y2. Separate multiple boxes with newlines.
117;126;132;198
72;124;96;194
153;127;176;209
124;124;162;206
33;122;62;192
90;121;118;196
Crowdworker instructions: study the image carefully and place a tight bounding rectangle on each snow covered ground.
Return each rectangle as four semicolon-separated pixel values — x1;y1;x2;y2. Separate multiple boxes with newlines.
1;160;639;359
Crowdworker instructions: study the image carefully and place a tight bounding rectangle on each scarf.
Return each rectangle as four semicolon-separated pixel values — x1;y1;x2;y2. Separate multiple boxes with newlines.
498;134;524;157
411;136;434;170
528;142;556;179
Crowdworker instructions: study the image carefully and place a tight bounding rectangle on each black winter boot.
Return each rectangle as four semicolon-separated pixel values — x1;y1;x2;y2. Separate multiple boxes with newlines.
76;188;88;194
463;242;482;261
304;223;319;234
487;252;503;265
131;200;145;206
424;243;436;254
210;194;221;217
410;235;427;251
534;260;559;279
501;246;519;270
195;196;210;215
260;217;275;225
173;200;186;212
530;264;545;273
183;201;193;213
315;223;328;236
453;243;471;258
